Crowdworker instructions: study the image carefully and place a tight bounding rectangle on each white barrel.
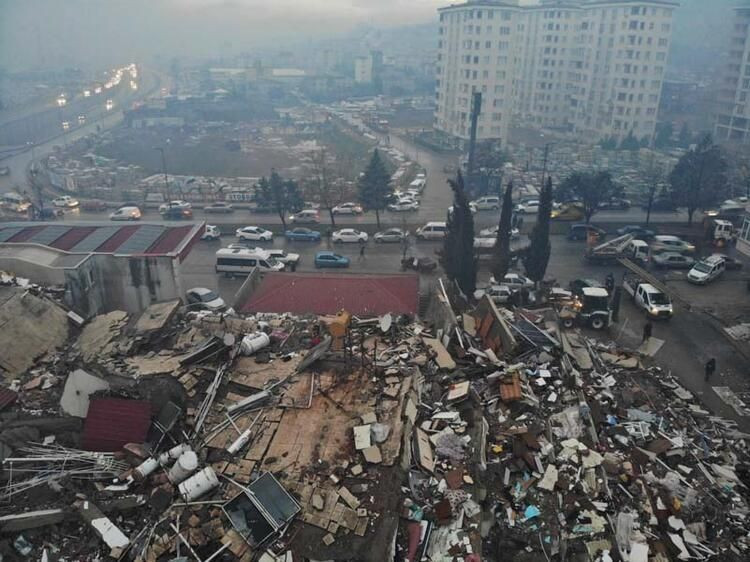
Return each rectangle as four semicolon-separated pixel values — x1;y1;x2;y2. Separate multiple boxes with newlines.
240;332;270;355
179;467;219;501
168;451;199;484
227;427;252;455
159;443;191;465
134;457;159;479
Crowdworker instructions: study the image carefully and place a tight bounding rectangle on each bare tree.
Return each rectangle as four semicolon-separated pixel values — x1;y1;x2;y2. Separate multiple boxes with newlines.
308;148;343;227
640;154;665;226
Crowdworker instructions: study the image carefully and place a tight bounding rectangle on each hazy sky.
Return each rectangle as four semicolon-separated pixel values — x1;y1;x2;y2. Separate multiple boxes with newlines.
0;0;741;72
0;0;446;70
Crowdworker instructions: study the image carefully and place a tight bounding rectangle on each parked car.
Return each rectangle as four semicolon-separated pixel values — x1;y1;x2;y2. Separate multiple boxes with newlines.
332;202;363;215
374;228;408;243
201;225;221;241
650;235;695;255
473;284;513;303
285;227;321;242
162;207;193;220
109;206;141;221
332;228;368;243
550;202;585;221
472;195;501;211
185;287;226;311
652;252;695;269
159;200;192;214
515;199;539;214
388;199;419;212
290;209;320;224
401;256;437;273
264;248;301;266
615;225;657;239
687;255;726;285
35;207;63;220
568;224;606;241
315;251;350;268
204;202;234;214
492;273;534;290
598;197;631;210
711;253;743;270
52;195;79;208
236;226;273;241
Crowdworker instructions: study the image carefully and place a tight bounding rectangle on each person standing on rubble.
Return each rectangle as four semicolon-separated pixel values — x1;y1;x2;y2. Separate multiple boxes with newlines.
642;321;652;343
705;357;716;381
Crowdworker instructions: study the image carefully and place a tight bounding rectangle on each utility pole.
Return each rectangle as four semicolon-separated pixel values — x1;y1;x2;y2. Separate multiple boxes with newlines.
466;91;482;193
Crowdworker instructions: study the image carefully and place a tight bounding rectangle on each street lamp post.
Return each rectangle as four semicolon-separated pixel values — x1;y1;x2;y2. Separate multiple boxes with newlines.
154;146;171;204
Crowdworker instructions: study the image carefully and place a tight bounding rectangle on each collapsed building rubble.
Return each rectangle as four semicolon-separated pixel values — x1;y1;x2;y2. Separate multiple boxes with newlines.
0;280;748;561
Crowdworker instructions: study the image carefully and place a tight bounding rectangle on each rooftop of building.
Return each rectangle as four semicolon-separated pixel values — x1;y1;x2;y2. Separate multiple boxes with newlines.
0;222;203;261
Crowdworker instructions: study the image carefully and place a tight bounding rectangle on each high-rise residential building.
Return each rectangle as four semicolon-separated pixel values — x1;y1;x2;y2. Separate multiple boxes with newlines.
434;1;677;146
714;6;750;145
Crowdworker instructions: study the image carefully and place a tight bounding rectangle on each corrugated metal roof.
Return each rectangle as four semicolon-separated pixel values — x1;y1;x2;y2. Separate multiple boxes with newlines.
6;226;45;243
146;225;193;255
241;272;419;316
70;226;120;252
0;387;18;412
27;225;71;246
50;226;97;251
81;398;151;452
0;227;26;243
115;225;164;254
95;225;139;253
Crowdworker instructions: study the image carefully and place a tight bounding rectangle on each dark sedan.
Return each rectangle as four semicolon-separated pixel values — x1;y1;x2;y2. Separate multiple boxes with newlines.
616;225;657;239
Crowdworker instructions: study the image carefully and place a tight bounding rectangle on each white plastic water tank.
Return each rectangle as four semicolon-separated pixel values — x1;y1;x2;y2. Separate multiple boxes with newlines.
168;450;199;484
134;457;159;479
240;332;270;355
178;467;219;501
159;443;191;465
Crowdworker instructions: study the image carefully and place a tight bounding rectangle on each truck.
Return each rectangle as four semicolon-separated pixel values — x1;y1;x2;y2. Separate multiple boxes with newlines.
584;234;649;265
703;218;734;247
622;274;673;319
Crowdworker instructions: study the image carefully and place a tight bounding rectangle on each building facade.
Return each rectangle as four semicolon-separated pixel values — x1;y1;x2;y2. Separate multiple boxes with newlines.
434;0;676;145
714;6;750;145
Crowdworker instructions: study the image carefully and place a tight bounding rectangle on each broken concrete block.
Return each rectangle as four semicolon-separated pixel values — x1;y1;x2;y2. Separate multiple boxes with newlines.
362;445;382;464
311;493;325;511
350;464;363;476
322;533;335;546
338;486;360;509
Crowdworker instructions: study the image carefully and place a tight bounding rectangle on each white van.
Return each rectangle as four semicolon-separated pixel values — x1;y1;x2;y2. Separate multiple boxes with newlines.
472;195;501;211
415;221;447;241
215;248;285;276
687;255;726;285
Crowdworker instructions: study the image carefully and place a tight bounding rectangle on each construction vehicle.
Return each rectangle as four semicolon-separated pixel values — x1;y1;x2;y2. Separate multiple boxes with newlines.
622;273;673;319
584;234;650;265
558;286;612;330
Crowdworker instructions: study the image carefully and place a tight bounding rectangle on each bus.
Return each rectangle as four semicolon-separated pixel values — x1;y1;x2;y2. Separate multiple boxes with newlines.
215;248;285;276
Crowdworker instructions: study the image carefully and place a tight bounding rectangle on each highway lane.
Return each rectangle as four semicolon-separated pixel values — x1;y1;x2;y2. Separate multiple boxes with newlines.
0;67;164;196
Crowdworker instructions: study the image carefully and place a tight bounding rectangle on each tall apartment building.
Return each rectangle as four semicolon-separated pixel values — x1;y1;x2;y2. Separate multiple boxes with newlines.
714;6;750;145
434;0;677;146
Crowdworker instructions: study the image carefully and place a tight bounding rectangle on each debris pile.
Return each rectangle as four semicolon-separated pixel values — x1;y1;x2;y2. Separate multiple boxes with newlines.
1;283;749;561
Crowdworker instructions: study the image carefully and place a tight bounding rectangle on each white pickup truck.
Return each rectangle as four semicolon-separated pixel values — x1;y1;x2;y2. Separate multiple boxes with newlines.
622;274;673;319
